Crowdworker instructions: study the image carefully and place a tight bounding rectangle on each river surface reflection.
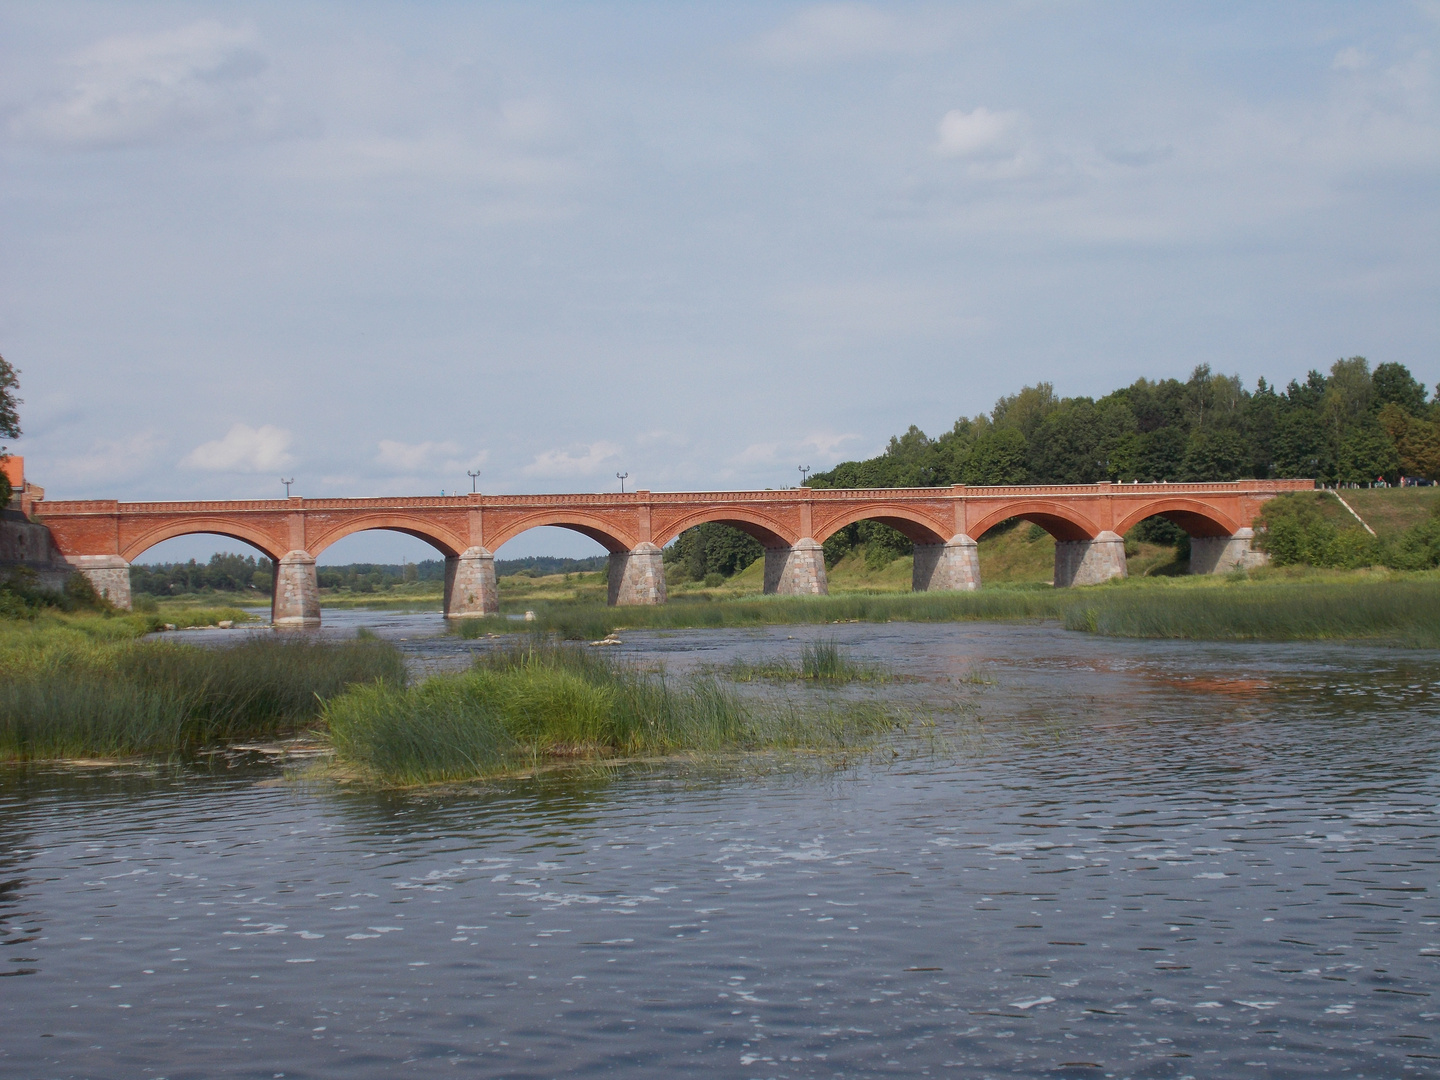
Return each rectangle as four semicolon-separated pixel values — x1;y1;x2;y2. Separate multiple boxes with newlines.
3;616;1438;1078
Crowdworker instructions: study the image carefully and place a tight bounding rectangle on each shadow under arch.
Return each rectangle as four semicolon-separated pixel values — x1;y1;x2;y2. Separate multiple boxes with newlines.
654;506;798;549
486;511;638;555
968;501;1101;542
121;519;287;563
307;514;470;560
1113;498;1241;539
813;503;952;546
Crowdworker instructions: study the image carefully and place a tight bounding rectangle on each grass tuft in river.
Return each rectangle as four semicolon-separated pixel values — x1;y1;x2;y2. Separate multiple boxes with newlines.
707;638;896;684
0;631;406;761
324;640;908;784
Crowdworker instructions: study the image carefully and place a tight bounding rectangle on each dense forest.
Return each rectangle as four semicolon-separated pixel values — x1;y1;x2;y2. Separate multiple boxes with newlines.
130;554;607;596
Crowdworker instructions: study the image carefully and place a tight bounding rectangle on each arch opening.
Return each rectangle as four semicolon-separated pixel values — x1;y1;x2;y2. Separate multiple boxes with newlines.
814;508;950;546
972;511;1093;543
127;532;280;605
1113;500;1239;539
654;509;795;550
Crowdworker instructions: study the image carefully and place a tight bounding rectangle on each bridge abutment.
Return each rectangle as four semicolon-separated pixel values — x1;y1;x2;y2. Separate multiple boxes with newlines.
273;550;320;628
912;534;980;592
445;546;498;618
764;538;828;596
1054;531;1127;587
1189;527;1267;574
608;542;666;606
69;555;132;609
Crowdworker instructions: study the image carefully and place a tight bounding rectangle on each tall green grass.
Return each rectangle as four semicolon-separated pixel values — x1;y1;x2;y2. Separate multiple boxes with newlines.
0;634;406;761
453;578;1440;646
325;640;905;784
1063;580;1440;646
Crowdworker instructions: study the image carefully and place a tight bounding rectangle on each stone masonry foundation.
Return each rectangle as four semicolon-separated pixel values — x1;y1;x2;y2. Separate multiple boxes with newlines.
445;546;499;617
69;554;132;609
1054;531;1127;587
764;538;828;596
608;542;666;606
912;534;980;592
1189;527;1268;574
273;550;320;628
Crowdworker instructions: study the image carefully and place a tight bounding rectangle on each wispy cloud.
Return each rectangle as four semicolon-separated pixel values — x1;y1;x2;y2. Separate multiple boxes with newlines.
750;3;945;64
521;441;621;478
374;439;486;475
50;431;165;485
11;21;284;149
182;423;293;472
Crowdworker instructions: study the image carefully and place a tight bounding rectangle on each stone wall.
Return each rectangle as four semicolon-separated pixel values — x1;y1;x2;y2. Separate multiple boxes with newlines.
912;534;981;591
1189;528;1269;574
608;543;666;605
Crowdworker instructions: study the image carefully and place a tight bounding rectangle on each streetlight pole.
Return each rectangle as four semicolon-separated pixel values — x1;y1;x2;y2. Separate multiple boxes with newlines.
798;465;810;487
467;470;481;493
280;477;294;497
616;472;629;493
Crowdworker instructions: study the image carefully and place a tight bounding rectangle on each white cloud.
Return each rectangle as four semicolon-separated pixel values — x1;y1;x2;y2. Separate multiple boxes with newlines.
521;441;621;478
182;424;293;472
934;107;1020;157
733;442;780;465
1332;47;1372;72
751;3;943;64
12;21;277;148
50;432;165;485
801;432;860;458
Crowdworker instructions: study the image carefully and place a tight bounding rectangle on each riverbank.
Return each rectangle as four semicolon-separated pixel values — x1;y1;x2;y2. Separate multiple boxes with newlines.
454;570;1440;648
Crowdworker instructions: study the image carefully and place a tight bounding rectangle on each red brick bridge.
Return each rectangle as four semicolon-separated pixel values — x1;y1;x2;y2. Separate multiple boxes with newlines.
34;480;1310;626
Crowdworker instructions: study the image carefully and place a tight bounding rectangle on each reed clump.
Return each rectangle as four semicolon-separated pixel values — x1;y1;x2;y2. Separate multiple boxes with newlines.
0;627;406;761
324;640;905;784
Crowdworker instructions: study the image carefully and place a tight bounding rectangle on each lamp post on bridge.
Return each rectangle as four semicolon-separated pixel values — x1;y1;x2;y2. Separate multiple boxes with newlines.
616;472;629;494
467;470;481;493
280;477;294;497
798;465;810;488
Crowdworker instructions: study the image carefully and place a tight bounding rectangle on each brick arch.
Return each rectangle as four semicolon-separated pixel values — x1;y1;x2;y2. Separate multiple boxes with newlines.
968;500;1101;542
1113;499;1241;539
812;503;953;545
653;506;798;549
121;518;287;563
487;511;638;554
307;515;470;559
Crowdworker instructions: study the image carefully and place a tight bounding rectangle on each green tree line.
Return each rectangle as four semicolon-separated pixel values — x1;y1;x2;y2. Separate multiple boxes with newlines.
670;358;1438;579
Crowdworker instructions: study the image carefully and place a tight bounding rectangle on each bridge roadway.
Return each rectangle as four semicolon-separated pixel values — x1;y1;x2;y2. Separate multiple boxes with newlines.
35;480;1312;626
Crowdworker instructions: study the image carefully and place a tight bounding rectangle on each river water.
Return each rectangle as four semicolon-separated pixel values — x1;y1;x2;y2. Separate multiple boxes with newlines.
2;615;1438;1079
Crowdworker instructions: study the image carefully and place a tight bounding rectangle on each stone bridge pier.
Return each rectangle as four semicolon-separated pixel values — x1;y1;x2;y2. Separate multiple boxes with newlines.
608;542;666;605
272;551;320;628
764;538;828;595
70;555;133;609
1189;528;1265;574
912;534;980;592
446;546;499;617
1054;531;1128;587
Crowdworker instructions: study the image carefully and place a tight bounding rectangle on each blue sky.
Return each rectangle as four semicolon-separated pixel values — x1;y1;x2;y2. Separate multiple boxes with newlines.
3;2;1437;563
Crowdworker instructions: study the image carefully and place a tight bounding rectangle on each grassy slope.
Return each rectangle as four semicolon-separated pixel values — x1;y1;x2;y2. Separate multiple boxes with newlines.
1333;487;1440;536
